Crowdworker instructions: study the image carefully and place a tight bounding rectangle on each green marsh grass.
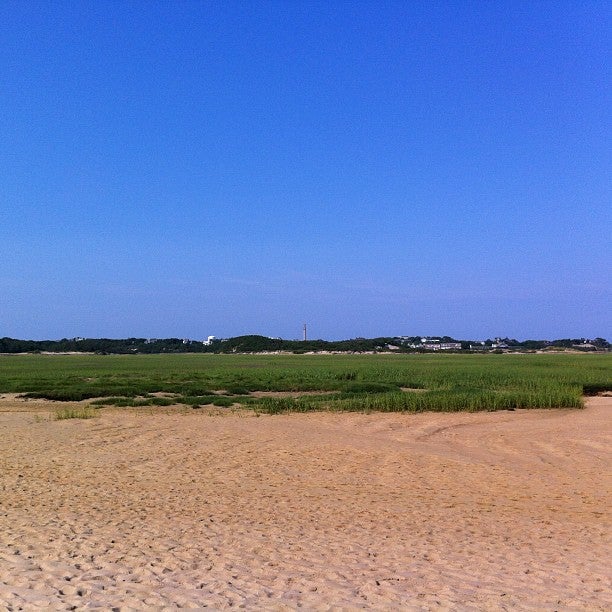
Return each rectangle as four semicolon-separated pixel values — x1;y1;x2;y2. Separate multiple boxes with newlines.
1;353;609;414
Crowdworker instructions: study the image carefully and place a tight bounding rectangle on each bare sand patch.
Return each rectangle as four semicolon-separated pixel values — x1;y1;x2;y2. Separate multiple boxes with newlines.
0;397;610;609
0;393;67;414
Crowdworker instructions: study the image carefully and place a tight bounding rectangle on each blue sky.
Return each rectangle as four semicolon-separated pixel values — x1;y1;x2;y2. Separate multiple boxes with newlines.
1;1;610;340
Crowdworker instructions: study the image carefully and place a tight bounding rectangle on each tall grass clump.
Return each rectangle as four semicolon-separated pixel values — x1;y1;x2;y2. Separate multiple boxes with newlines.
332;387;584;413
257;397;316;414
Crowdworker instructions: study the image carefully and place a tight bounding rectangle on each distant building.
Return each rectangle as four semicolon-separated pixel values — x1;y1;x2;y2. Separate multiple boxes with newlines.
203;336;216;346
441;342;462;350
422;342;461;351
573;342;596;349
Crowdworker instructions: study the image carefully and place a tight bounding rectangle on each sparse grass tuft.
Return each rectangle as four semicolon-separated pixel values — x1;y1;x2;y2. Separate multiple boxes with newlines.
54;406;98;420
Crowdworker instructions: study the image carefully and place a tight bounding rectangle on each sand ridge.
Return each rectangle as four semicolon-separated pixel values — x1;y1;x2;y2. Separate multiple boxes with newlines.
0;397;610;610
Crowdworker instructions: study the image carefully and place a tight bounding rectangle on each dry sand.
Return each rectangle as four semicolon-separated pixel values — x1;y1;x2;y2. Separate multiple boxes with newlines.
0;396;610;610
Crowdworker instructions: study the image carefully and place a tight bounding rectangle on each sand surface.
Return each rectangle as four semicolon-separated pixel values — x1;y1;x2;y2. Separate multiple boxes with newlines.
0;397;610;610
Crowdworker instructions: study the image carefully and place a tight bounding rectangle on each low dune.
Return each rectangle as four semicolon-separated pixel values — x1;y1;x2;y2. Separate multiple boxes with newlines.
0;397;610;610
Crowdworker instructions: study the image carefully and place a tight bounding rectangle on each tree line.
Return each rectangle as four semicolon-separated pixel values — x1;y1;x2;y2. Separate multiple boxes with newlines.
0;335;609;354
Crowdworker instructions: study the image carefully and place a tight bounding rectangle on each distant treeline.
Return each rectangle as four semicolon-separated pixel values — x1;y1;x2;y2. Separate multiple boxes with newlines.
0;335;609;354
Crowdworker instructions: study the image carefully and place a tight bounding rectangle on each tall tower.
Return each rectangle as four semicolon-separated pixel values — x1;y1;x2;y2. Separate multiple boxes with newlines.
303;323;307;341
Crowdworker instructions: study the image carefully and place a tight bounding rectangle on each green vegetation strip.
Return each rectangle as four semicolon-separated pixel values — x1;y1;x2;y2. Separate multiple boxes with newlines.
1;353;609;414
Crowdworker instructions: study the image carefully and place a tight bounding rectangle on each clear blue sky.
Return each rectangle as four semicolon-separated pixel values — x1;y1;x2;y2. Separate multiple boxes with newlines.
1;1;610;341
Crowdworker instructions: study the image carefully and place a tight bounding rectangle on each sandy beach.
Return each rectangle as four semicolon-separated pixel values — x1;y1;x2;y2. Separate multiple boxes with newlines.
0;397;610;610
